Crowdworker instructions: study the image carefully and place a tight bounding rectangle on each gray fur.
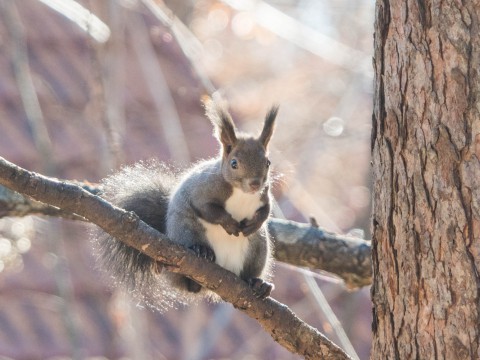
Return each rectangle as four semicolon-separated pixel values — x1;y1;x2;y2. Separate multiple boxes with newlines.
204;98;237;154
259;105;279;148
91;160;194;310
92;102;278;311
166;157;272;288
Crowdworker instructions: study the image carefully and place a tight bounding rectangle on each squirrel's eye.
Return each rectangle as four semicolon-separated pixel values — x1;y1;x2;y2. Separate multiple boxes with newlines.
266;159;271;168
230;159;238;169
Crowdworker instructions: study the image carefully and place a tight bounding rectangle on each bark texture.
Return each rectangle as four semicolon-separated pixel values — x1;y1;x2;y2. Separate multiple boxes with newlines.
372;0;480;359
0;182;99;220
270;219;371;288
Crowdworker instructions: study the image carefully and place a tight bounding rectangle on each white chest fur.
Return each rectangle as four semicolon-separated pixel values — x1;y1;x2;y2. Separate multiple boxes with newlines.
225;188;263;222
200;188;263;276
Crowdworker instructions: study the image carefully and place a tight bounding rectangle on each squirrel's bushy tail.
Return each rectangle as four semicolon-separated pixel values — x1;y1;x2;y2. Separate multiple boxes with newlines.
91;160;196;311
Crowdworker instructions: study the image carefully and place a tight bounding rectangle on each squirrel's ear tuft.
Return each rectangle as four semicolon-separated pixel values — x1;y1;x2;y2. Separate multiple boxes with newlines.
203;96;237;153
259;105;278;148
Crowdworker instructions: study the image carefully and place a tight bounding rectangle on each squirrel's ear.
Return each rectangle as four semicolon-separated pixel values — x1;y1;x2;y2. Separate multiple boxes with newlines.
259;105;278;148
203;96;237;154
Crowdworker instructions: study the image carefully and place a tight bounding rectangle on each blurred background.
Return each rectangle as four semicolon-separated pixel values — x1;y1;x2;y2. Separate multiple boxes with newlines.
0;0;373;359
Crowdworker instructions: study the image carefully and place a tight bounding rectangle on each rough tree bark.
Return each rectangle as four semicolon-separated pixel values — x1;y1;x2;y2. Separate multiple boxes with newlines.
372;1;480;359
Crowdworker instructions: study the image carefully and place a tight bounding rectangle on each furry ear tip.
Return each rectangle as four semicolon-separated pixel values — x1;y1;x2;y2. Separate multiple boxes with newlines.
203;97;234;126
201;95;213;107
202;96;237;145
271;103;280;111
202;93;228;112
267;105;280;120
259;104;279;147
263;105;279;132
202;96;221;125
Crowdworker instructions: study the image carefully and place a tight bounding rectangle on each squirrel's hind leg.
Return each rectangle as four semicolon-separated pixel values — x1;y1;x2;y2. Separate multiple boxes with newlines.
185;243;216;293
248;277;274;299
166;218;216;293
240;230;273;299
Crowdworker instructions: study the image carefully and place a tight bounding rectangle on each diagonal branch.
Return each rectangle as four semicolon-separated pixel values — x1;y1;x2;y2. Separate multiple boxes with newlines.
0;181;100;220
0;185;372;288
0;156;353;360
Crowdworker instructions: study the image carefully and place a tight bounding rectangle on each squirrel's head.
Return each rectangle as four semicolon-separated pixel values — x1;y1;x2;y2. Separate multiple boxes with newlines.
204;98;278;194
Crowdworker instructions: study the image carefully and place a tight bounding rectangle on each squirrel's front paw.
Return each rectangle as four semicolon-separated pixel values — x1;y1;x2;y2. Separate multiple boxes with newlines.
222;218;242;236
247;278;274;299
239;218;262;237
189;244;216;262
239;206;268;236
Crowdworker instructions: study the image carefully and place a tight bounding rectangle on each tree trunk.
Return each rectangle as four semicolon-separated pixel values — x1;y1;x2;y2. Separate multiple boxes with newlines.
372;1;480;359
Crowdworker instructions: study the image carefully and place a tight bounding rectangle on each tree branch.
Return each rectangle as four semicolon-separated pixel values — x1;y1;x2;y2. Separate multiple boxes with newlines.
0;156;353;359
0;183;372;288
269;219;371;288
0;182;100;221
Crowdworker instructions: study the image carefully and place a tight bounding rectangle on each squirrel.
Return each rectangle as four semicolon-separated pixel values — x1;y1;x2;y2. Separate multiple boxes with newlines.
92;98;278;311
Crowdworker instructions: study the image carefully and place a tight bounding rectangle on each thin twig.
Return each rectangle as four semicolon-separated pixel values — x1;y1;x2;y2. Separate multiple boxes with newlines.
1;0;55;175
304;274;360;360
86;0;126;169
142;0;217;94
2;3;82;355
221;0;371;76
128;9;191;164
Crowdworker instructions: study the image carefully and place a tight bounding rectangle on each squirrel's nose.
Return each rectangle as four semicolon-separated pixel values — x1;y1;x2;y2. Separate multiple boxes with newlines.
249;179;261;192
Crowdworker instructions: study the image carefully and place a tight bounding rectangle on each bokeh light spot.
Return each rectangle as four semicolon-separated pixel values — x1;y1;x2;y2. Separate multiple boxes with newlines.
323;117;344;137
